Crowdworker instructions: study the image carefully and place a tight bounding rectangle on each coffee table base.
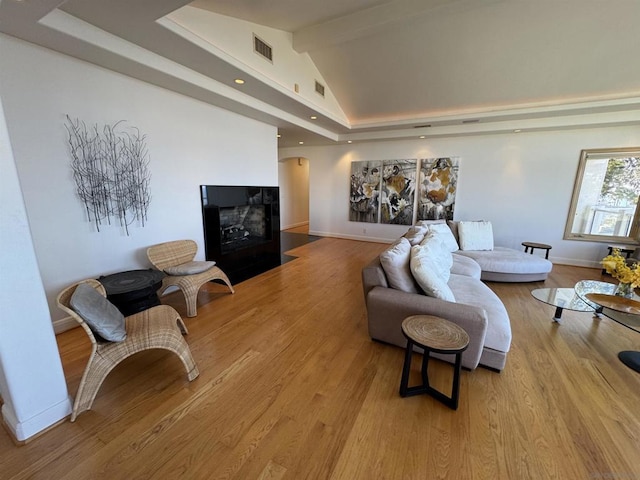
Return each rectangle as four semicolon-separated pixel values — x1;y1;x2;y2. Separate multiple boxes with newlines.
618;351;640;373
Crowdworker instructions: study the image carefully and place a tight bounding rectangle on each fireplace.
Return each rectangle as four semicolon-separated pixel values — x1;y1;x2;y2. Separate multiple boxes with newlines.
201;185;280;283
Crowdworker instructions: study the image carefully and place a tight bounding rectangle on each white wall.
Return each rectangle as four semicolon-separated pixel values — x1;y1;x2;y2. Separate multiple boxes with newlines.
278;157;309;229
280;126;640;268
166;6;347;123
0;34;278;325
0;94;72;441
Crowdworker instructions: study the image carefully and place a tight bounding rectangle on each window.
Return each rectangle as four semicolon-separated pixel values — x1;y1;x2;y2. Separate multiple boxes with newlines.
564;147;640;243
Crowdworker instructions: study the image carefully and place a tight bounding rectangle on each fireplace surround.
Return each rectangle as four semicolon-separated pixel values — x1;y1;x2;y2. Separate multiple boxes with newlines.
201;185;281;283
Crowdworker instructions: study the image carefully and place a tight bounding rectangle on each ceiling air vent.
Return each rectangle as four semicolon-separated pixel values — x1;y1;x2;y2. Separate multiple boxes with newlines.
315;81;325;97
253;34;273;62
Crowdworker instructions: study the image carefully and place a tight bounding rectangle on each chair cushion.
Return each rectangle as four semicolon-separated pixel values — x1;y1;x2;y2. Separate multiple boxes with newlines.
164;260;216;276
458;220;494;251
379;237;420;293
70;283;126;341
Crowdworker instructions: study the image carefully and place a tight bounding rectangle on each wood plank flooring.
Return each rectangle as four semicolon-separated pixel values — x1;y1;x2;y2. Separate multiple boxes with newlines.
2;237;639;479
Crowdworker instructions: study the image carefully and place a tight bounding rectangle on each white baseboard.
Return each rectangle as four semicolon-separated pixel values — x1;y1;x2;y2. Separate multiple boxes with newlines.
2;396;72;442
281;221;309;231
308;230;393;244
53;316;77;334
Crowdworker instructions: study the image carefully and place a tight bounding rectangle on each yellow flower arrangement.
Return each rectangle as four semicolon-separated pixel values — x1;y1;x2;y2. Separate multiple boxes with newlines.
601;248;640;288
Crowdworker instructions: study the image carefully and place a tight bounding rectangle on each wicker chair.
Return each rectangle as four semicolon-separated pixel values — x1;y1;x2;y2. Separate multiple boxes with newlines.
147;239;234;317
57;279;199;421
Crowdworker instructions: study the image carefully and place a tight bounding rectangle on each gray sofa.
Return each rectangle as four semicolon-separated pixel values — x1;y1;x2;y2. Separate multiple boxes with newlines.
361;221;553;371
362;254;512;371
447;220;553;282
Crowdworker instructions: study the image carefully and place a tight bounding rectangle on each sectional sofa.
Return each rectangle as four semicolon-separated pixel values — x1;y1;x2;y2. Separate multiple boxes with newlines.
361;220;552;371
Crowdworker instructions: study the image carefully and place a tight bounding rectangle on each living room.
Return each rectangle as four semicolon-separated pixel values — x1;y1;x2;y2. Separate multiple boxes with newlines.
1;1;639;478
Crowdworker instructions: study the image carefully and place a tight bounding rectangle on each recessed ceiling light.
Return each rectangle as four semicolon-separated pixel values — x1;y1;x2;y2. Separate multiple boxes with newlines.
310;116;317;120
514;129;522;133
347;140;353;144
419;136;426;139
234;78;245;85
298;141;304;145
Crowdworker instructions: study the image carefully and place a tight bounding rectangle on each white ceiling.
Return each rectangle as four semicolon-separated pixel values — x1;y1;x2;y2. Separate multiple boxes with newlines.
1;0;640;148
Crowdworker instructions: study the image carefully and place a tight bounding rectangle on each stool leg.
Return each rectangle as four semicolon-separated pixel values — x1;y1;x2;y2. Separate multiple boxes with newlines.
421;349;430;388
400;340;414;397
545;249;549;260
450;352;463;410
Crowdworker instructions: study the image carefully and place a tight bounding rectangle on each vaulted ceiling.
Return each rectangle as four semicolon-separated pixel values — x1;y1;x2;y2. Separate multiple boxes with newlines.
2;0;640;148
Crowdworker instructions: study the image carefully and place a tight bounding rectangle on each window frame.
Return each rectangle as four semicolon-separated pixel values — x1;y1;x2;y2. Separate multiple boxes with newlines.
564;147;640;244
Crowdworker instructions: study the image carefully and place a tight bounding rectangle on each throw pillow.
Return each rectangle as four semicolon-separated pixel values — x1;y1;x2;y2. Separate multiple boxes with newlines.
415;219;446;228
164;260;216;275
70;283;127;342
458;221;494;251
403;225;428;246
418;231;453;282
410;243;456;302
427;223;459;252
380;237;420;293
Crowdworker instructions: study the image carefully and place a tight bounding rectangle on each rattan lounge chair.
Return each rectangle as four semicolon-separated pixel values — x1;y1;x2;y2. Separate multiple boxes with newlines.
57;279;199;421
147;239;234;317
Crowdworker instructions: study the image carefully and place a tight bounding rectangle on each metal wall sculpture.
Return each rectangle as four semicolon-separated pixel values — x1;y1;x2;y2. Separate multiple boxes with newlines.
417;157;460;221
66;116;151;235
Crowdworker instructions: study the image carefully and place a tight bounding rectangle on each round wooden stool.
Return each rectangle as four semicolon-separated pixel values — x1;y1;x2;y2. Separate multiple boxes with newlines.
399;315;470;410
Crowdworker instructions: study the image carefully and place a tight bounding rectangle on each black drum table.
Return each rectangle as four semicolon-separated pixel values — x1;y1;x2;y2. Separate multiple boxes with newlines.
98;269;165;317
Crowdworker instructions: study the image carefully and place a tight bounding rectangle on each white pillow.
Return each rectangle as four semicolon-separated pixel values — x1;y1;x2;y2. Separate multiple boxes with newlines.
458;221;494;251
410;243;456;302
379;237;420;293
164;260;216;275
415;219;446;228
427;223;459;252
419;231;453;279
403;225;428;246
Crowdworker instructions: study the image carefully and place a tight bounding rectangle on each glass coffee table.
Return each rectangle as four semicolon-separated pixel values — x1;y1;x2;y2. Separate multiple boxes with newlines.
574;280;640;373
530;286;601;322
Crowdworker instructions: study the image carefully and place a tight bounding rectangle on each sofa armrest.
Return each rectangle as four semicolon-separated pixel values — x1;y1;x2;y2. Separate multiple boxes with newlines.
366;286;488;369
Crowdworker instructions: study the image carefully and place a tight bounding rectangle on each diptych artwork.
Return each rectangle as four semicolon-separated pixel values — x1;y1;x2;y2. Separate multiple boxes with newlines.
380;159;416;225
349;160;381;223
417;157;460;221
349;157;460;225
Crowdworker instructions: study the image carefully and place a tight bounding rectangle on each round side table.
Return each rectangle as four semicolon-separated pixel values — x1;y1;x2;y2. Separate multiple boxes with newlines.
98;269;165;316
522;241;552;259
399;315;470;410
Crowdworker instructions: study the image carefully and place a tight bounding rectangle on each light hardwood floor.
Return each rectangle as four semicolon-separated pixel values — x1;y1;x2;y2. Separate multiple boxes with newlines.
2;237;639;479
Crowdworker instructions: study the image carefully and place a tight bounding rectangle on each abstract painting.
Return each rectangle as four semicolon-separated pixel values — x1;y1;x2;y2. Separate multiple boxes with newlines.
349;160;381;223
417;157;460;221
380;159;416;225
